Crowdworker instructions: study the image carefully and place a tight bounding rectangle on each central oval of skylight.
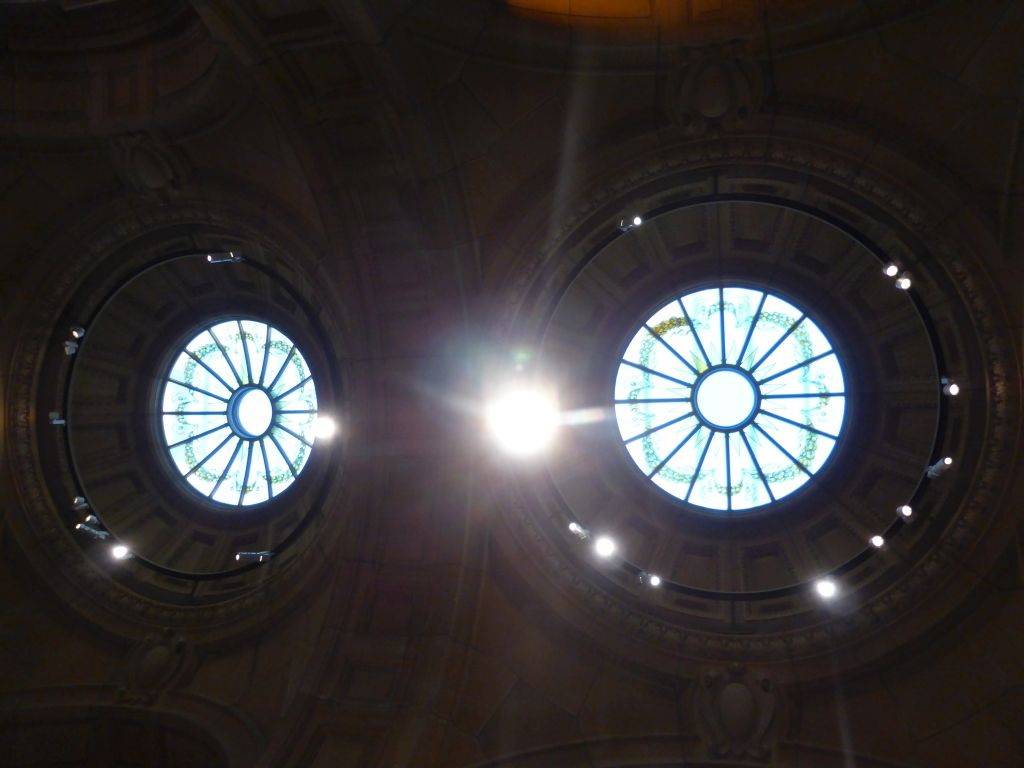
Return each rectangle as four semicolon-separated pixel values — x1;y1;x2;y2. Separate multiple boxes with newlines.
614;287;846;512
161;319;320;507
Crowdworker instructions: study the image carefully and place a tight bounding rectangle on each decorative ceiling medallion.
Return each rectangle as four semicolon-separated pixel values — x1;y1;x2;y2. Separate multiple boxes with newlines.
615;287;845;511
161;319;319;507
489;139;1015;670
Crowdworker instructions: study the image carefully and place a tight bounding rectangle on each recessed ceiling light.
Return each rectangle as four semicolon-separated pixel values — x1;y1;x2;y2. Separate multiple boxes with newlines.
814;578;838;599
594;536;617;558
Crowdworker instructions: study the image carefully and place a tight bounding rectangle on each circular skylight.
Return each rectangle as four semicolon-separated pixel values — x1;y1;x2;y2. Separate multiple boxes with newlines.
161;319;319;506
614;287;846;511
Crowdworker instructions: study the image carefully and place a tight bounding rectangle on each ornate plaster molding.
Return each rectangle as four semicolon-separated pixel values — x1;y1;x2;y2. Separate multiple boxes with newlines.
489;133;1019;673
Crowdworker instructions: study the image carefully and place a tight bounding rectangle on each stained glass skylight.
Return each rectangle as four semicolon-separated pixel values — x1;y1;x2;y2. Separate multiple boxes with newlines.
161;319;319;507
614;287;845;511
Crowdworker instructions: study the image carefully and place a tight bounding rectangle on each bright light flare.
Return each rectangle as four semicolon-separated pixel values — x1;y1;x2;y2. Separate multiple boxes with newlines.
898;504;913;519
111;544;130;560
814;578;838;599
560;406;608;427
870;535;885;548
313;416;337;440
594;535;617;558
648;574;662;587
486;389;559;456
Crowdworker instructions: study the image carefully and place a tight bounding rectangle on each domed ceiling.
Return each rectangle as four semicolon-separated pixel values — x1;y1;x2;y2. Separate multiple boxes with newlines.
484;145;1014;677
1;1;1022;766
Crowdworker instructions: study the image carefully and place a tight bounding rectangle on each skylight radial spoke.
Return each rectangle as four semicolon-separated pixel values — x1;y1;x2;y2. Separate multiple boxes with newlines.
273;374;312;402
739;429;775;502
645;324;700;376
677;298;712;368
725;431;732;510
259;325;272;385
238;320;254;383
275;422;313;448
621;360;693;389
648;423;702;478
749;315;805;374
162;410;226;415
260;438;274;498
168;379;229;403
763;391;844;399
266;345;296;393
210;438;243;498
685;433;714;502
734;292;766;366
614;397;691;404
185;350;235;395
624;412;694;444
239;442;254;506
168;422;229;449
752;423;813;477
184;433;235;478
718;286;726;365
208;328;244;386
269;433;299;479
758;409;839;439
757;350;834;386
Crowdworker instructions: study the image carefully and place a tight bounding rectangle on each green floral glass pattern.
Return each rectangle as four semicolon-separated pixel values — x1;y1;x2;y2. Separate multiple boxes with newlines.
161;319;319;506
614;287;845;511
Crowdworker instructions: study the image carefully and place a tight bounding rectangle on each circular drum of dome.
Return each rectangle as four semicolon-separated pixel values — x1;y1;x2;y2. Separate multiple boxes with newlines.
614;287;846;511
161;319;321;507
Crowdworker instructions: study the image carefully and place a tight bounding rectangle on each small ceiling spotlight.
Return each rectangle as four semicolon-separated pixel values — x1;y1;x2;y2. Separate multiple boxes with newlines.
111;544;131;560
485;389;560;456
206;251;243;264
882;263;900;277
898;504;914;520
869;534;885;548
313;416;337;440
63;341;79;356
567;521;589;540
48;411;66;426
927;457;954;478
72;496;89;511
617;214;643;232
639;571;662;587
593;535;617;558
941;377;960;397
814;578;838;599
895;272;912;290
70;326;86;339
235;550;274;563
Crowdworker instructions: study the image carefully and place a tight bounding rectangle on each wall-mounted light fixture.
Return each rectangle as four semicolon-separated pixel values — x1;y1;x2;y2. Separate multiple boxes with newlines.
617;214;643;232
206;251;243;264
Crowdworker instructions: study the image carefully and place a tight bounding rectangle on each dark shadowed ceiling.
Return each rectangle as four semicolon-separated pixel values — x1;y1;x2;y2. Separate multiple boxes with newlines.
1;1;1022;766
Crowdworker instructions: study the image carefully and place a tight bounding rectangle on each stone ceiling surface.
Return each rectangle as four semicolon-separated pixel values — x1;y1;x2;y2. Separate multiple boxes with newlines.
0;1;1023;766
